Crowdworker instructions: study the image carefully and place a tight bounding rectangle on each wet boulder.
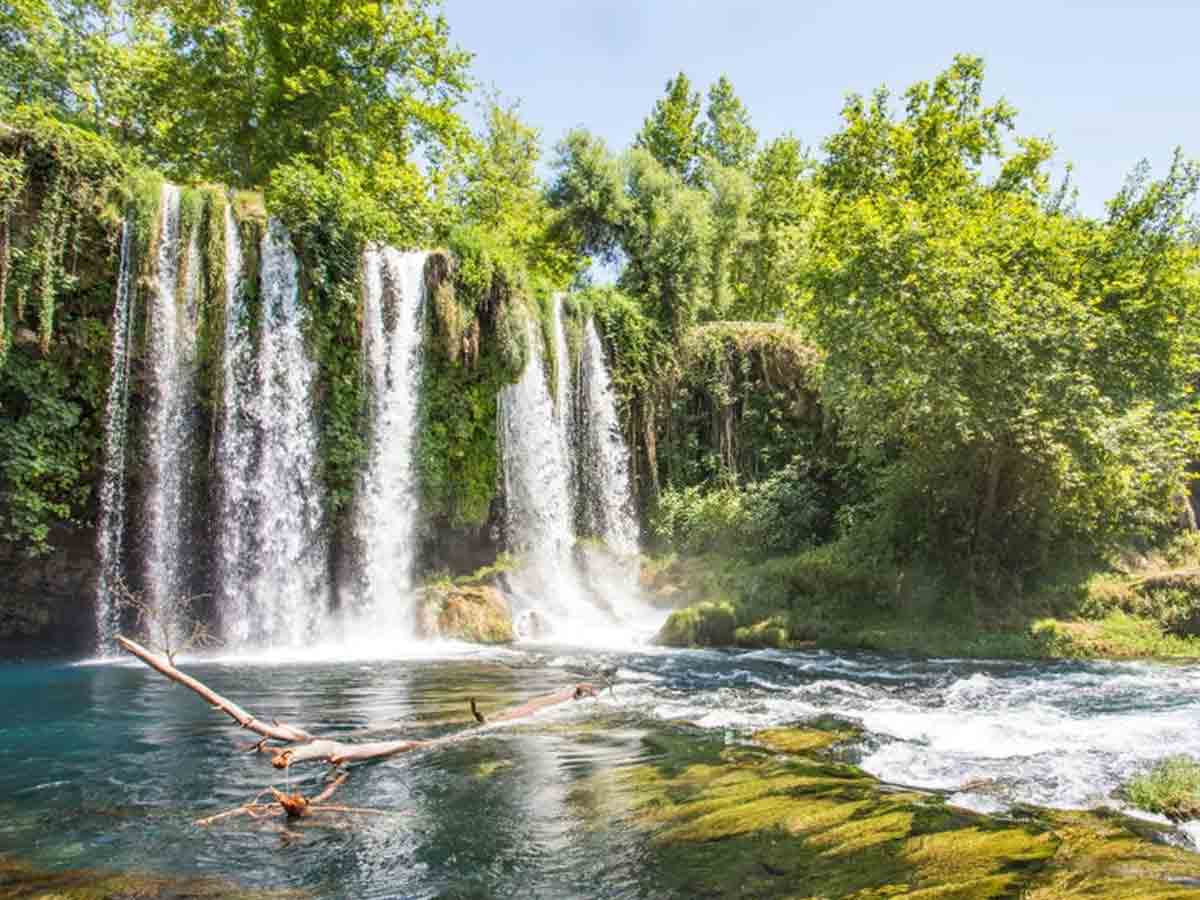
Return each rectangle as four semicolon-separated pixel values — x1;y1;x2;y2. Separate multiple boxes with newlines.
415;584;514;644
655;600;737;647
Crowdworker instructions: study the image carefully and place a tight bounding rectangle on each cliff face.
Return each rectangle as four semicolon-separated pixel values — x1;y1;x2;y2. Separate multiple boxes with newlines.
0;123;831;655
0;527;97;656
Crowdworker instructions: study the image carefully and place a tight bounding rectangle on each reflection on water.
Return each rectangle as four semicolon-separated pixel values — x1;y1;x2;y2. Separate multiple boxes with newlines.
3;644;1200;895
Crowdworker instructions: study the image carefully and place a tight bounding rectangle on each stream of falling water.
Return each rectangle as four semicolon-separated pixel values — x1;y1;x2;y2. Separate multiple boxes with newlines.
93;218;136;653
141;184;201;643
215;217;328;647
500;306;661;645
348;248;428;636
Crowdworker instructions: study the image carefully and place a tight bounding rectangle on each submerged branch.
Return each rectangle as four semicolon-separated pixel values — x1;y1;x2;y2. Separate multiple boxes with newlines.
116;634;599;769
116;636;313;742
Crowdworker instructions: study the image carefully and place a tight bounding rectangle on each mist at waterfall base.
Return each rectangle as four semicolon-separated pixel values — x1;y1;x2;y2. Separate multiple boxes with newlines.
498;298;656;648
93;197;663;654
5;649;1200;897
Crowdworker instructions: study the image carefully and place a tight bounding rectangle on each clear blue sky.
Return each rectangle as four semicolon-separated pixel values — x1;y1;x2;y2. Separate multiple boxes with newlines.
441;0;1198;217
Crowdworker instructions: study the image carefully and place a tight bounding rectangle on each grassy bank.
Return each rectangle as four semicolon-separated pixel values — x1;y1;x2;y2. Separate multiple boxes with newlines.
648;535;1200;659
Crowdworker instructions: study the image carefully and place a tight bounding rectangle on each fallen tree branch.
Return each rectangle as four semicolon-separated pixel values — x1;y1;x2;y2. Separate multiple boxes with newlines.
117;636;312;742
117;634;599;769
194;774;388;826
269;685;600;768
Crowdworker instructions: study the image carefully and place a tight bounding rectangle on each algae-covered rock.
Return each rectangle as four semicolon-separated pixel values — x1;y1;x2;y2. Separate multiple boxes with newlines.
608;726;1200;898
656;600;737;647
756;725;859;755
415;584;514;643
0;856;304;899
735;615;790;649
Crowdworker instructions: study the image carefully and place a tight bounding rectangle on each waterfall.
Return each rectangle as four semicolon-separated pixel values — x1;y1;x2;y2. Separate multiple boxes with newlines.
215;203;252;640
551;295;576;530
215;217;328;647
500;308;653;643
94;217;136;653
351;247;428;631
141;184;201;643
499;316;583;633
499;300;662;644
579;318;639;556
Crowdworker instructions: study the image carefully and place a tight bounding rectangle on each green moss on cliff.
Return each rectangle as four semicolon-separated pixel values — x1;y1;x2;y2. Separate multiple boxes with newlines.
0;114;149;555
417;229;533;531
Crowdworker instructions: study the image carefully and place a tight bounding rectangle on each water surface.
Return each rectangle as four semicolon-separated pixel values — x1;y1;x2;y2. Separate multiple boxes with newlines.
3;644;1199;896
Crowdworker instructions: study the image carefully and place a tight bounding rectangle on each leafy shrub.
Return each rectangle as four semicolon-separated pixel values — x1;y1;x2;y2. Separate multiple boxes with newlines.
1123;756;1200;822
657;600;737;647
652;458;836;557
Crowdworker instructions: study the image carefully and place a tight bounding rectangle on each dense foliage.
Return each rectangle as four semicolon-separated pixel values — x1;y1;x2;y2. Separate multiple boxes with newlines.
1;0;1197;655
807;57;1200;591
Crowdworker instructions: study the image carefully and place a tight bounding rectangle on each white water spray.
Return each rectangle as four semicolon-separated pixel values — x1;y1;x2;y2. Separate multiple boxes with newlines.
142;184;201;641
94;218;136;653
350;247;428;633
215;218;328;647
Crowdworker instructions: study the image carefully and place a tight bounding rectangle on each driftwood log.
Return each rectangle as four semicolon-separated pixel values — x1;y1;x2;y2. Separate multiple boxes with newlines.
116;635;598;768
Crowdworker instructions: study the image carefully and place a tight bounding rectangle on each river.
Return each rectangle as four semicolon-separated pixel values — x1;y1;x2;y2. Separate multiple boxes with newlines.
2;643;1199;896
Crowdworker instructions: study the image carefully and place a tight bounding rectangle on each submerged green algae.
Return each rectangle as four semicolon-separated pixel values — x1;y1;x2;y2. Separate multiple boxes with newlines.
612;726;1200;899
0;856;306;900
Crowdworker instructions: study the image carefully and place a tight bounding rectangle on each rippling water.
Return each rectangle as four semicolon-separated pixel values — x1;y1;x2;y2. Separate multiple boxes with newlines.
3;643;1199;895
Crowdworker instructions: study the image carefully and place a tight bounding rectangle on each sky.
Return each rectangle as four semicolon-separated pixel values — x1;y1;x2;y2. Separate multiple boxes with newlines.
440;0;1199;217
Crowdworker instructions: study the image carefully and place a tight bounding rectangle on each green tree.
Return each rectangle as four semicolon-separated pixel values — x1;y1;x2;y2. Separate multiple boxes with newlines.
0;0;162;134
808;55;1200;589
456;96;578;286
145;0;473;187
547;128;628;263
705;158;751;317
700;75;757;169
635;72;702;184
733;135;818;319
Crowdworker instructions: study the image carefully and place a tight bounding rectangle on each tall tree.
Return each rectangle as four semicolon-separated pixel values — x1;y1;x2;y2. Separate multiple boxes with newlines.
700;75;757;169
457;96;578;285
0;0;162;133
635;72;702;184
143;0;473;186
808;55;1200;586
733;135;817;319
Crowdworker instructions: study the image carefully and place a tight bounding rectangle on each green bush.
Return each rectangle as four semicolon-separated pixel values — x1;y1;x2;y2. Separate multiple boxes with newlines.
1123;756;1200;822
652;458;837;557
657;600;737;647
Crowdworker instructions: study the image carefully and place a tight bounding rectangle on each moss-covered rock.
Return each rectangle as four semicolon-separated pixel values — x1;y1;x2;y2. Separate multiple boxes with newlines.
613;725;1200;899
756;725;860;755
415;584;514;644
656;599;737;647
734;614;790;649
0;856;304;899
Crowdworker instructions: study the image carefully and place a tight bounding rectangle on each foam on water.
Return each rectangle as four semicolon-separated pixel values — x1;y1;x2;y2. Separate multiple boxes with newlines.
597;647;1200;821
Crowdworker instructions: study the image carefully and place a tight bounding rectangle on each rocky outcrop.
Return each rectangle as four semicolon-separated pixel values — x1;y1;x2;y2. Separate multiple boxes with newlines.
0;529;97;656
415;583;514;644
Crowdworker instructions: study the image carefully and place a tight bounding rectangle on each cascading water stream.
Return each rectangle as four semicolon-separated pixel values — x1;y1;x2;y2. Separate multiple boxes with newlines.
575;318;651;627
94;218;136;653
142;184;201;643
579;319;639;556
499;307;661;644
350;247;428;634
215;203;252;641
499;317;589;635
215;217;328;647
551;295;576;528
